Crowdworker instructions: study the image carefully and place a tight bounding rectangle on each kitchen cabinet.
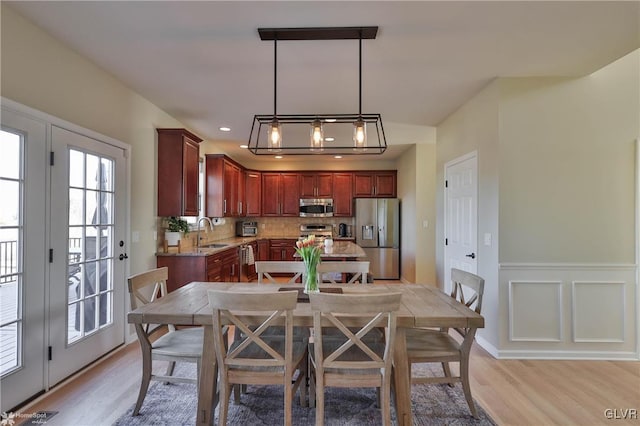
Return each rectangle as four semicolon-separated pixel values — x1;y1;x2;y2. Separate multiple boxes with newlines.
157;253;219;292
244;170;261;217
247;240;258;281
219;247;240;282
205;155;243;217
268;239;297;261
261;173;300;216
157;128;202;217
353;171;397;198
257;239;270;261
300;172;333;198
332;173;353;216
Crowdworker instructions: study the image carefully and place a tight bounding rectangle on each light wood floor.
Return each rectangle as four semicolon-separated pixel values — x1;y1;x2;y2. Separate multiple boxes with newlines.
14;331;639;425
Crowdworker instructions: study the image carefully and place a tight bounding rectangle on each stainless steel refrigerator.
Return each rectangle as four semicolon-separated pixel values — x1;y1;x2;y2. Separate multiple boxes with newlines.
355;198;400;280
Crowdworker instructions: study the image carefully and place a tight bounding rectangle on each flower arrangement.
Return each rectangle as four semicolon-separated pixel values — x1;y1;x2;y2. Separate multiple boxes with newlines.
295;235;323;293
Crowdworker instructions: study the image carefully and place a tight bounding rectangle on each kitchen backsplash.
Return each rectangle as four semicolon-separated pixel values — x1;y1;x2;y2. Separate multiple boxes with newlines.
157;216;354;252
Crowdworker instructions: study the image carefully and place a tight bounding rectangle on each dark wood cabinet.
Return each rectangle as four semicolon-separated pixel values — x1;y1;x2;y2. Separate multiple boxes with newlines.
300;172;333;198
261;173;300;216
247;241;258;281
219;247;239;282
332;173;353;216
353;171;397;198
268;239;297;261
244;170;261;217
205;155;243;217
157;129;202;217
257;239;270;261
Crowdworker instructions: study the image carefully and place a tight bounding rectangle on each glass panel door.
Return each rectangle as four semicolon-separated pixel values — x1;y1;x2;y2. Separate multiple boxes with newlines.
48;125;126;386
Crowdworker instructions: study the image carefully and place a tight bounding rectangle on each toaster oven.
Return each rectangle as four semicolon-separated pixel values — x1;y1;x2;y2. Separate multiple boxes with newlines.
236;221;258;237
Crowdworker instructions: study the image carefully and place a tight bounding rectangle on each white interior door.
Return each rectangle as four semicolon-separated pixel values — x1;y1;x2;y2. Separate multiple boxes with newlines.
48;126;127;386
0;110;47;411
444;152;478;293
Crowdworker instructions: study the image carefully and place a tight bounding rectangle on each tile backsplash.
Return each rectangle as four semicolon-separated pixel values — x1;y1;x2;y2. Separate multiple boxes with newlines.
157;216;354;252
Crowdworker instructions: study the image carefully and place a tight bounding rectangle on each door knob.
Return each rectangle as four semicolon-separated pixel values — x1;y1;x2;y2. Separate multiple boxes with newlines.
465;253;476;259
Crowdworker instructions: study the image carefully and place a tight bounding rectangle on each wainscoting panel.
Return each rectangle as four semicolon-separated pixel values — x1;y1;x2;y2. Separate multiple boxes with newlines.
498;263;637;359
572;281;625;343
509;281;562;341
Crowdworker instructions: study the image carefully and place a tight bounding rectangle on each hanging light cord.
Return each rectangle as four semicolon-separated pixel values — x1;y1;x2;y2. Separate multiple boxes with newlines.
358;33;362;116
274;38;278;117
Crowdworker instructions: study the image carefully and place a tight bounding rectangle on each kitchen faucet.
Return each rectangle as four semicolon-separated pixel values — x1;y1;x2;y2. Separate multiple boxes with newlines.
196;217;214;249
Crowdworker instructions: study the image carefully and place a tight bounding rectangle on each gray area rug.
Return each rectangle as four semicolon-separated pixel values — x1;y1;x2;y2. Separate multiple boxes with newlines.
114;363;495;425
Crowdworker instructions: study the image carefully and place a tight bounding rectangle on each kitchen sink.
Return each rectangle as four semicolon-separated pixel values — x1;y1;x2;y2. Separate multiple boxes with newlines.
202;243;228;248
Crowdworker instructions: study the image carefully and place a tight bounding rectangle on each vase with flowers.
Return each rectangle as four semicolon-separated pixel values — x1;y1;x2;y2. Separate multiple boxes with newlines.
295;235;323;293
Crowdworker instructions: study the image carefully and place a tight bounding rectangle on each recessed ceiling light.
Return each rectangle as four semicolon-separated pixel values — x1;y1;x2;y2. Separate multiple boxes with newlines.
219;127;231;132
334;155;342;159
275;155;283;159
324;118;337;123
240;144;249;149
325;137;335;142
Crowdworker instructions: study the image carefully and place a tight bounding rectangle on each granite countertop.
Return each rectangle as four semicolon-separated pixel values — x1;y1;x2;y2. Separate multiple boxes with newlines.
156;236;260;257
295;241;366;258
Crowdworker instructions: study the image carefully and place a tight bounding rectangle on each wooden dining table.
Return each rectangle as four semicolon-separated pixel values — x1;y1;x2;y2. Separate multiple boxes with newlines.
127;282;484;426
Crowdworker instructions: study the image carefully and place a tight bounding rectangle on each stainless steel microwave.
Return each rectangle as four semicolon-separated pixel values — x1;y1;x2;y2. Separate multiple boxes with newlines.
299;198;334;217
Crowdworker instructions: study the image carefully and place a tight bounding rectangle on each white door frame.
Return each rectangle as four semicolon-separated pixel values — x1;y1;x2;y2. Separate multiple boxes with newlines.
1;97;131;396
443;150;478;293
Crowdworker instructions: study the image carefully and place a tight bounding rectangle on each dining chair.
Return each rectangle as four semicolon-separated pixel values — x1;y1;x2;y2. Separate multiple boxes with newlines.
127;267;204;416
207;289;308;426
255;261;306;284
317;261;370;284
405;268;485;418
308;292;402;426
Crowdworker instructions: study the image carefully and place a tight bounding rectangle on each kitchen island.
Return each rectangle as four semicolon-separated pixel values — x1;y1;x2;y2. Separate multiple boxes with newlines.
312;240;366;260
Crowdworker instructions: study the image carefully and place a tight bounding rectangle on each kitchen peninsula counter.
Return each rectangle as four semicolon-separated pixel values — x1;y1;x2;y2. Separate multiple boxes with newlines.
296;241;366;259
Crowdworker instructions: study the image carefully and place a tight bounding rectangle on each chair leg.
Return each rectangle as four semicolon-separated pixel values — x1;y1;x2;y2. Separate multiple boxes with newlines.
233;384;241;404
315;377;324;426
309;363;316;408
381;379;392;426
284;374;293;426
442;362;454;387
459;356;478;419
133;348;152;416
219;383;230;425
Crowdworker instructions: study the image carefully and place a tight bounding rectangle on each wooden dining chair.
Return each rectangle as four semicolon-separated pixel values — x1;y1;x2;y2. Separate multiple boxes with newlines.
308;292;402;426
405;268;485;418
317;261;370;284
255;261;306;284
127;267;204;416
208;289;308;426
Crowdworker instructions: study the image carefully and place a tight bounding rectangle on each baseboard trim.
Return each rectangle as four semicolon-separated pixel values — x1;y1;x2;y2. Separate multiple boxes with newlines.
475;335;499;358
495;349;639;360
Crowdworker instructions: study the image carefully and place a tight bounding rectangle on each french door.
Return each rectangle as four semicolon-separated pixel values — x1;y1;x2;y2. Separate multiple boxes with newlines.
48;125;127;386
0;110;47;411
0;102;128;411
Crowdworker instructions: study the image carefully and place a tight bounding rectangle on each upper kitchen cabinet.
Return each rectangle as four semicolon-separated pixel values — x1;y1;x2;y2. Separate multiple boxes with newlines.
300;172;333;198
353;171;397;198
157;129;203;217
261;172;300;216
205;154;243;217
332;173;354;216
244;170;261;217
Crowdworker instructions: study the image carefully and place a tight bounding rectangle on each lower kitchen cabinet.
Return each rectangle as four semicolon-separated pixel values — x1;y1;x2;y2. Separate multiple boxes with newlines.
269;239;297;261
157;246;240;292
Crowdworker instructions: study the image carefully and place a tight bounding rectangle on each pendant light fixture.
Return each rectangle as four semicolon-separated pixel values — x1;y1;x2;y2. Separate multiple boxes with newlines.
247;26;387;156
353;34;367;152
310;118;324;151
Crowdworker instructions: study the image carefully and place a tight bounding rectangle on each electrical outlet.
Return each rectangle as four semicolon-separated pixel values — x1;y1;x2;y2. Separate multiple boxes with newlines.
484;233;492;246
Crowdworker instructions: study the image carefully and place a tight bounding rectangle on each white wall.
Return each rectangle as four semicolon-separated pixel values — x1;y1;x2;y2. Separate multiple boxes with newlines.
437;50;639;358
436;80;501;348
1;4;186;276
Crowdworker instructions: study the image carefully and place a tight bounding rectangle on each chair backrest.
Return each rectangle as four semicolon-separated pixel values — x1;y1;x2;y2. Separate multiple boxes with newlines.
207;290;299;373
450;268;485;337
317;261;370;284
127;267;170;333
255;261;306;284
309;292;402;375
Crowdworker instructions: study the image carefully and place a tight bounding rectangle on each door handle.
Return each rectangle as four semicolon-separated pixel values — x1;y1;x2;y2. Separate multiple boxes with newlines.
118;253;129;261
465;253;476;259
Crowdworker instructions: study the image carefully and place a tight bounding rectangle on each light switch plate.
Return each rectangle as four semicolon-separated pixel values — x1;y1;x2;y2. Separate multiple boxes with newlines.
484;233;492;246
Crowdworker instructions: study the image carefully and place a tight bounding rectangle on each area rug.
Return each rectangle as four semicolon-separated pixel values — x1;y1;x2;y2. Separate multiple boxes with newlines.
114;363;495;425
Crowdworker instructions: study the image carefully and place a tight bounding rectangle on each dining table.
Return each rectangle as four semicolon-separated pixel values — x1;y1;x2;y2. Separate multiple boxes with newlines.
127;282;484;426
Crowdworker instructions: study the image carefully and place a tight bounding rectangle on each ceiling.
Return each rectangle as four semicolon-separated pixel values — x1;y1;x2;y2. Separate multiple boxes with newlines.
8;1;639;164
